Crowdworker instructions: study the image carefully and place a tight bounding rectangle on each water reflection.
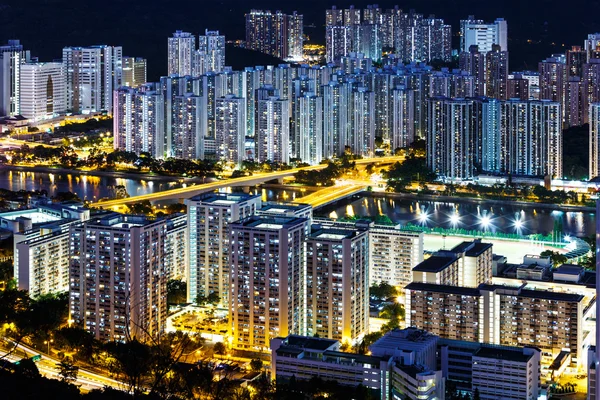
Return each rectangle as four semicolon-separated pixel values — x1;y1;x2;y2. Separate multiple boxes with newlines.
316;194;595;237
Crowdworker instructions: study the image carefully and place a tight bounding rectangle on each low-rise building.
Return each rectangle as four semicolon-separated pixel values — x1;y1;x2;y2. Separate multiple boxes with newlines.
406;282;586;367
439;339;541;399
271;335;389;399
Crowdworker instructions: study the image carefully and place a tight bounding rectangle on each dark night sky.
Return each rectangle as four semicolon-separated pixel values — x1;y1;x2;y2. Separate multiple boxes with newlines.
1;0;600;80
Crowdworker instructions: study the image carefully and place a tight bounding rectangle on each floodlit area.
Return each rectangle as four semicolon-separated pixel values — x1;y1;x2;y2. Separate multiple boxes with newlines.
166;304;229;342
423;234;565;264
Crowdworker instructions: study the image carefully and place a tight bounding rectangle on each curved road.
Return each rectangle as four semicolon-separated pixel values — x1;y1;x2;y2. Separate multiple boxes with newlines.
91;156;404;209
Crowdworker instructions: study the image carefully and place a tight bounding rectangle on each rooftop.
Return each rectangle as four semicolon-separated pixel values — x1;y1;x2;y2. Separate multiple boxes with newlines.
474;346;533;363
284;335;338;351
308;227;359;241
188;192;260;205
259;202;311;213
323;350;385;365
554;264;585;276
405;282;481;297
412;255;457;273
233;215;308;230
370;328;438;357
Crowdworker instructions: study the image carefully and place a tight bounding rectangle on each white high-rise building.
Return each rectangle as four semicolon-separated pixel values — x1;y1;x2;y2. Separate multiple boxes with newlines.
122;57;146;88
351;87;375;157
168;31;195;76
460;17;508;53
322;79;352;158
185;193;261;305
500;99;562;177
197;30;226;74
69;214;168;342
299;92;323;165
19;62;66;122
305;225;369;344
0;40;30;117
62;45;122;114
427;97;476;181
256;96;290;164
113;85;165;159
287;12;304;61
391;85;415;150
215;94;246;165
476;97;502;173
230;215;309;351
590;103;600;180
172;93;205;160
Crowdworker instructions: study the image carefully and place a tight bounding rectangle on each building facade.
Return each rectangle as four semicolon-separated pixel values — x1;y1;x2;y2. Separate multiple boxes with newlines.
69;214;168;342
230;215;308;351
19;61;66;122
185;193;261;305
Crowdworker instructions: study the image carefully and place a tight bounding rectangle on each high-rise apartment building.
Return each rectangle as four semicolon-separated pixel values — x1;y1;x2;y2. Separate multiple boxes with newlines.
122;57;147;88
322;79;352;158
460;16;508;53
500;99;562;177
299;92;323;165
113;84;165;159
168;31;195;76
215;94;246;165
245;10;304;61
475;97;502;173
172;93;205;160
305;225;369;343
565;77;586;127
369;224;423;289
10;203;89;298
585;33;600;61
62;45;122;114
459;45;486;96
507;75;530;100
590;103;600;179
255;95;290;164
391;85;415;149
566;46;587;78
197;30;226;74
69;214;169;342
185;193;261;305
351;87;375;157
164;214;187;281
427;97;476;180
485;44;509;100
0;40;30;117
19;61;66;122
539;56;566;105
230;215;308;351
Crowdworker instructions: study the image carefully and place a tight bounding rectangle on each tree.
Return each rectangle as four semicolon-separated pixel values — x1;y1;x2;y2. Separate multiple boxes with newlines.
57;361;79;383
207;292;220;305
213;342;226;355
540;250;568;266
369;282;398;300
167;279;187;305
104;338;153;395
250;358;263;372
473;387;481;400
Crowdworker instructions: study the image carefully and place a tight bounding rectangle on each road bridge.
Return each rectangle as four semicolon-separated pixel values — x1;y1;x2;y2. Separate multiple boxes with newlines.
91;156;403;209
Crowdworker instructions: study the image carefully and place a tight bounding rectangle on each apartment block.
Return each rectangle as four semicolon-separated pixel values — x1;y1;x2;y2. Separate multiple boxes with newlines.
185;193;261;304
230;215;309;351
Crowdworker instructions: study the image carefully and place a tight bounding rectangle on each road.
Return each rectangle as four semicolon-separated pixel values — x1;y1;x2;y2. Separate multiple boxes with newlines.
0;137;59;149
91;156;404;209
2;340;127;393
295;184;367;208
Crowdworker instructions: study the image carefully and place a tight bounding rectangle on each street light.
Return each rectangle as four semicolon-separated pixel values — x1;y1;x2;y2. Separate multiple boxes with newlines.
44;339;53;354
